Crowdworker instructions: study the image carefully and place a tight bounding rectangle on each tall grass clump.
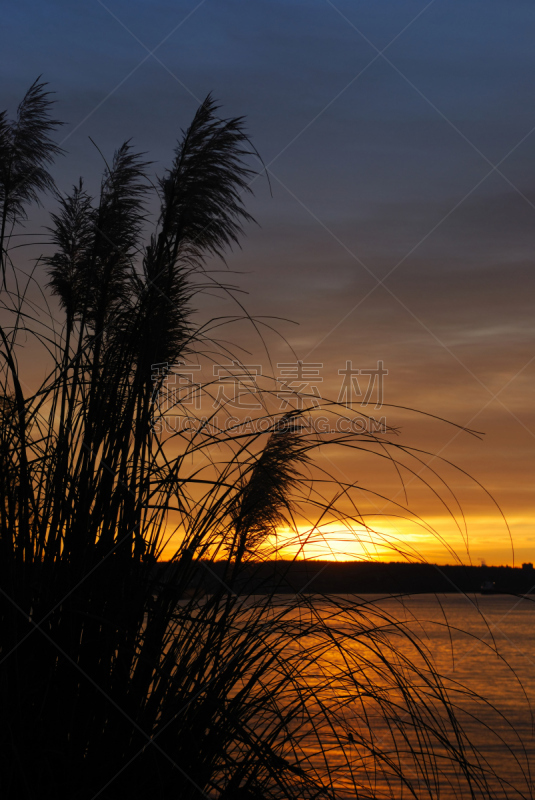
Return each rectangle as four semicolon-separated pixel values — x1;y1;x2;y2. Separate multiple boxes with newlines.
0;81;530;800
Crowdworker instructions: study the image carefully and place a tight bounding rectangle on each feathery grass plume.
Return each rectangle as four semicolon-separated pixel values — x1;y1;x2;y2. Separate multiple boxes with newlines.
87;142;150;328
0;81;531;800
46;179;94;324
137;93;255;381
0;78;63;284
229;413;310;564
158;93;254;265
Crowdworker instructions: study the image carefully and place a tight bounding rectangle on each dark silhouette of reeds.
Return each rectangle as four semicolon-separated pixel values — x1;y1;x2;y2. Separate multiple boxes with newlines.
0;81;531;800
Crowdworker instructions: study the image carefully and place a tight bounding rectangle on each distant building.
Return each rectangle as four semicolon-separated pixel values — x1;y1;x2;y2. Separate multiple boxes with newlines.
521;562;533;570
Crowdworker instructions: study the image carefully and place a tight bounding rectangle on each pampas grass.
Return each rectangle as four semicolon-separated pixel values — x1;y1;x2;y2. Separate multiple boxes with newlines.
0;81;530;800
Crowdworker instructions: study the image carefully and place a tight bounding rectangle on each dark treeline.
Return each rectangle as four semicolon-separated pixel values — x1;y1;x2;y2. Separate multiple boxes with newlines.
159;560;535;597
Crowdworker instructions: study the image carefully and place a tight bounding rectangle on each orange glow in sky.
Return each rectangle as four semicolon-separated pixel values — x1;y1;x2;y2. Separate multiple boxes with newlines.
160;514;532;566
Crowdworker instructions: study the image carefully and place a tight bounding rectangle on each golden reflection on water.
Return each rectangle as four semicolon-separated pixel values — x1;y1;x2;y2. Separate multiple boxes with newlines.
276;593;535;800
172;590;535;798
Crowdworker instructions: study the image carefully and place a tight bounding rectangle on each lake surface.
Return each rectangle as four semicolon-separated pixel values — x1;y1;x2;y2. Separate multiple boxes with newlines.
276;593;535;799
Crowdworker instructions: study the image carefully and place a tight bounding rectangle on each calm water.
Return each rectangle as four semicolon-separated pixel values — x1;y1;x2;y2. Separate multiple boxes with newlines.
280;593;535;799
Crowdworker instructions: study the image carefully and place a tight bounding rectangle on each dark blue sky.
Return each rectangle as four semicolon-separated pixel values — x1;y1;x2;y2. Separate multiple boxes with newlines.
2;0;534;560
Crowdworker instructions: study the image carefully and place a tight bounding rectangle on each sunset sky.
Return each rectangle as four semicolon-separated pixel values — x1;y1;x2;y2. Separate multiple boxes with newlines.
3;0;534;565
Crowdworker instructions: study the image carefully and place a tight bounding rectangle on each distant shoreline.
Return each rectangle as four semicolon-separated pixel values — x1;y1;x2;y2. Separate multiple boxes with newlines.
158;560;535;596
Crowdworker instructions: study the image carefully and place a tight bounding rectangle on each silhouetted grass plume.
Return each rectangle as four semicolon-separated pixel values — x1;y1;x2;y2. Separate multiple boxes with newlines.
0;81;531;800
